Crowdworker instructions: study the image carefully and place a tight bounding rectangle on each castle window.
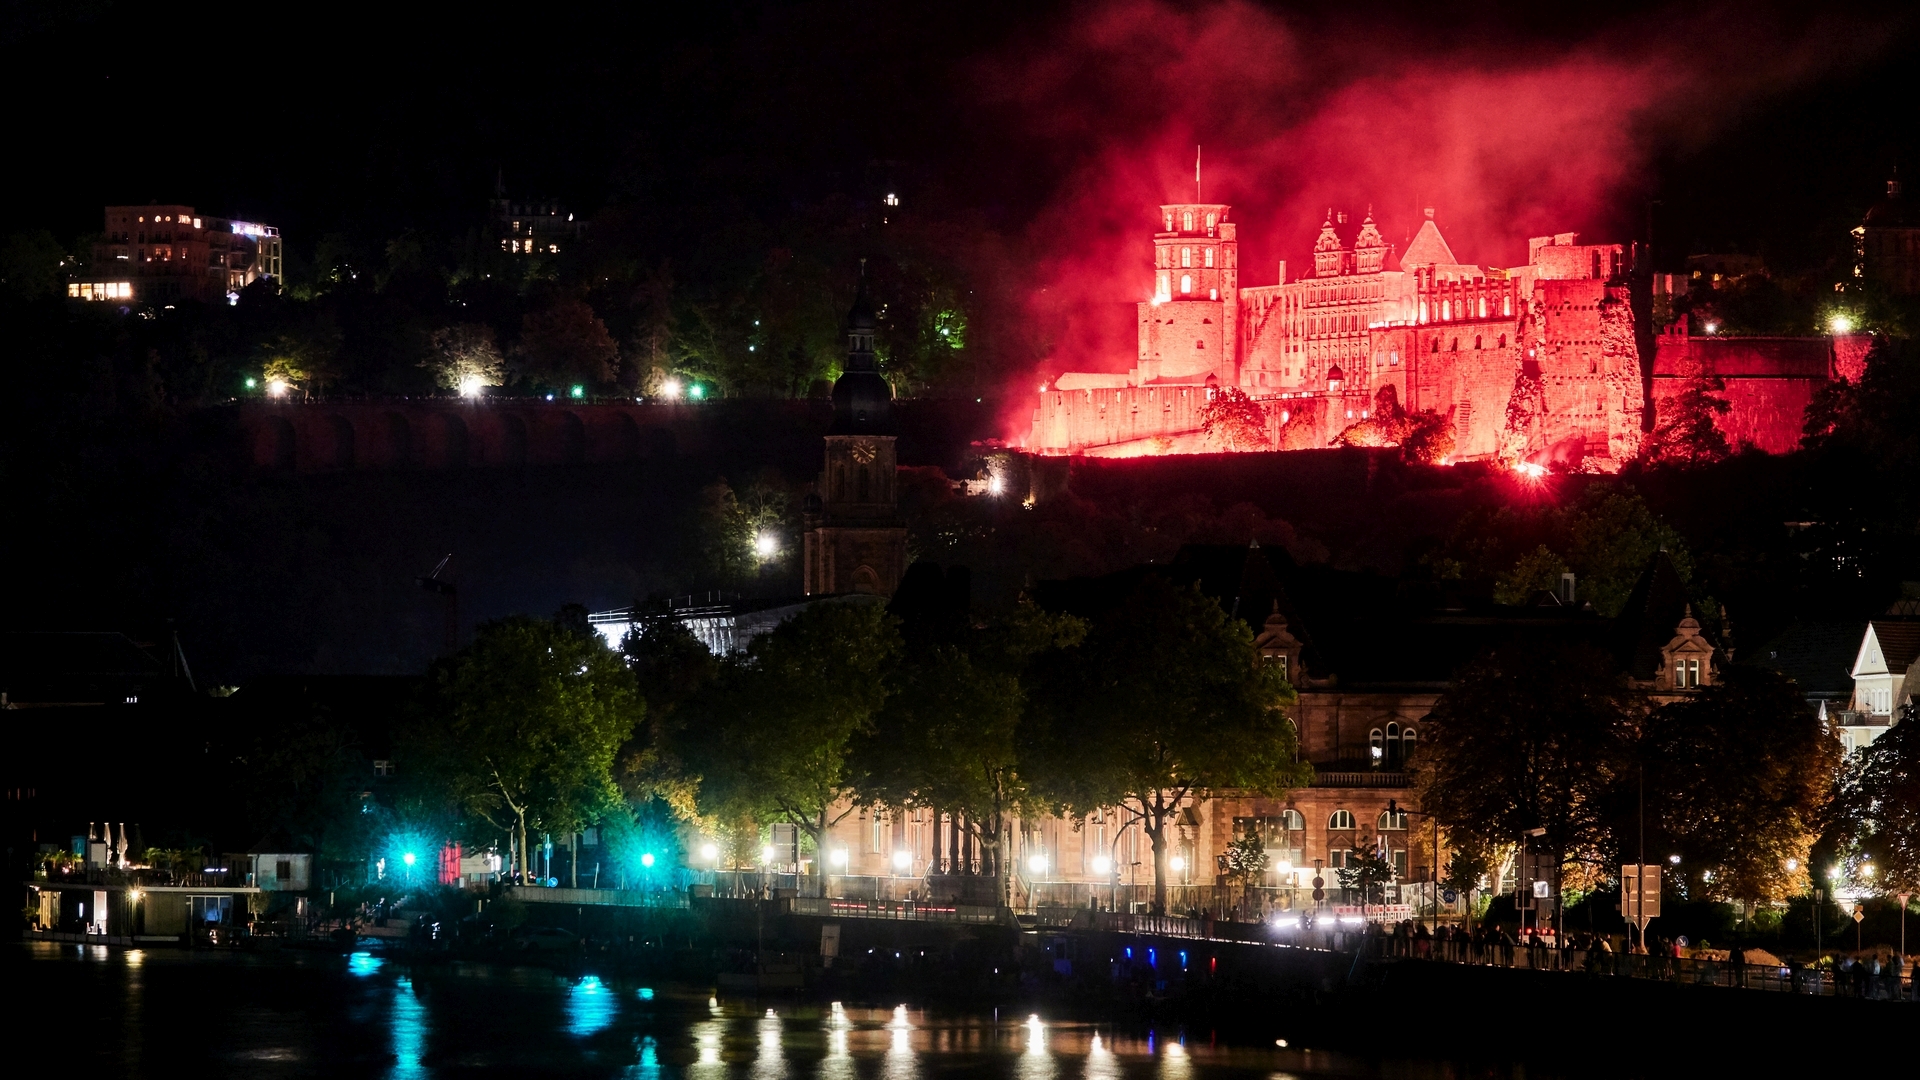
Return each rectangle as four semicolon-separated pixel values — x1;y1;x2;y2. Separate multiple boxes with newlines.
1181;247;1192;268
1431;339;1440;354
1390;350;1399;366
1479;298;1487;317
1451;338;1460;351
1181;274;1192;294
1183;211;1195;231
1370;728;1384;761
1474;335;1482;350
1504;296;1512;316
1419;300;1428;323
1204;247;1214;268
1498;334;1507;347
1206;212;1216;230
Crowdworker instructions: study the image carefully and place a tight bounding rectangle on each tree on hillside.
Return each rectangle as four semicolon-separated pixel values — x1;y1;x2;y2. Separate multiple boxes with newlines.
407;614;641;881
1823;701;1920;892
1635;666;1839;903
1199;387;1271;451
1447;485;1693;618
1641;362;1732;466
674;601;897;886
1414;642;1635;891
519;298;619;388
619;618;722;819
423;323;506;392
1024;577;1308;913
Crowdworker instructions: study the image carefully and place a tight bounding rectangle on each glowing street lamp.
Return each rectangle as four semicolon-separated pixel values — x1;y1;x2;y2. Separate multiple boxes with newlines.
699;842;720;863
762;845;779;866
266;378;290;398
244;377;257;389
659;379;682;400
891;849;912;873
1828;313;1855;335
640;852;656;868
1169;855;1187;872
1027;853;1048;875
754;533;778;559
830;849;849;869
458;374;485;398
688;384;705;400
1090;855;1113;876
403;852;417;867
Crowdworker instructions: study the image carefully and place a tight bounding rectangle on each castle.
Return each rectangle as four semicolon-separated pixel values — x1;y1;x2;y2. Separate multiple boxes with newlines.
1027;201;1836;467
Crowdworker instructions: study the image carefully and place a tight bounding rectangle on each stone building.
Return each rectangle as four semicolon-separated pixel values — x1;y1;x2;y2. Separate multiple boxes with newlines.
1030;197;1844;467
72;204;281;305
1856;172;1920;294
801;275;908;597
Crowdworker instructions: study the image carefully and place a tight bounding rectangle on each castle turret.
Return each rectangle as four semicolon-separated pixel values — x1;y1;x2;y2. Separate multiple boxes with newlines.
1137;203;1239;384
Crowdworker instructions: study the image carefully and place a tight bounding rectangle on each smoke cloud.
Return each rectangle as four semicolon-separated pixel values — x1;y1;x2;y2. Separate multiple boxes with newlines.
975;0;1889;391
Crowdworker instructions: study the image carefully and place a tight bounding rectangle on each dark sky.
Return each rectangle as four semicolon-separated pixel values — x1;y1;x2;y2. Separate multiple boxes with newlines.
10;1;1918;269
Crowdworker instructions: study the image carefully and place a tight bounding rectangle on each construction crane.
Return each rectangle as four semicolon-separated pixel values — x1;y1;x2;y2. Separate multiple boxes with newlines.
416;554;458;655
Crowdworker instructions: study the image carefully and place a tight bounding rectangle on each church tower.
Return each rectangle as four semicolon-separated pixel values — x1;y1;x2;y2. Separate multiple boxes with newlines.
1137;203;1239;384
802;270;908;596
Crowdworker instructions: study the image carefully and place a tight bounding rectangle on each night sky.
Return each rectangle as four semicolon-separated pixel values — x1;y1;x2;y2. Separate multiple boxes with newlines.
13;1;1918;270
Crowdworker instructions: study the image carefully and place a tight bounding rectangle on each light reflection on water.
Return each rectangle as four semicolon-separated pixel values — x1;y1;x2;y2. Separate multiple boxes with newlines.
18;944;1516;1079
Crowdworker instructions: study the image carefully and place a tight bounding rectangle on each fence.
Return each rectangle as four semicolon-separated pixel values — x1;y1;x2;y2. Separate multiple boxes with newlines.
789;897;1007;925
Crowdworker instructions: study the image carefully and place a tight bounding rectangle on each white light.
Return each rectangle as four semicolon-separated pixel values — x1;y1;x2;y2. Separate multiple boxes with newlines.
1669;854;1681;865
1169;855;1186;872
699;842;719;862
640;853;656;868
458;374;485;398
754;533;777;558
1829;313;1854;334
266;378;289;397
988;476;1004;496
1862;864;1876;878
1703;321;1718;334
660;379;682;400
1090;855;1112;875
402;852;416;866
830;849;849;867
1027;853;1048;874
1276;1039;1289;1048
1786;858;1799;871
891;850;911;871
762;845;778;865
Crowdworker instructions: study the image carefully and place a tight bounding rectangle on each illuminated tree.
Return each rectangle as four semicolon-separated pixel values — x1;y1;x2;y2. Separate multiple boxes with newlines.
675;601;898;886
1023;577;1307;913
1642;362;1731;465
1199;387;1271;451
518;298;619;388
1823;701;1920;892
1637;666;1838;902
1332;386;1454;463
1415;641;1635;887
696;476;792;585
409;614;641;882
423;324;506;392
1336;843;1393;904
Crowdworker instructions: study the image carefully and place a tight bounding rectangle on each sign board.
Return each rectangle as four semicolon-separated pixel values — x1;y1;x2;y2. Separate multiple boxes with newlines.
1533;880;1552;898
1620;864;1661;924
1515;887;1535;911
1332;904;1413;922
1442;889;1458;905
819;923;841;967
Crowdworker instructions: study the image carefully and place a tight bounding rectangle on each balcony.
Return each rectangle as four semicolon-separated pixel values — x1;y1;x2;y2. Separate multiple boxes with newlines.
1311;770;1411;788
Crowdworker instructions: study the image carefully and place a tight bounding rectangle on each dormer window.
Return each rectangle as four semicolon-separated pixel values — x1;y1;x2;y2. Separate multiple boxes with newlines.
1676;659;1701;688
1182;211;1195;231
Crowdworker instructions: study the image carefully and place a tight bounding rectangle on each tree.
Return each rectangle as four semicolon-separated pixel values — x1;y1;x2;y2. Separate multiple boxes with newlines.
1415;641;1635;892
1024;576;1309;912
1824;701;1920;892
619;618;721;820
853;602;1086;903
408;615;641;881
1637;666;1839;902
518;298;619;388
674;601;898;886
1641;360;1732;465
1336;844;1394;906
1199;387;1270;451
1223;829;1270;914
423;324;506;392
695;476;791;585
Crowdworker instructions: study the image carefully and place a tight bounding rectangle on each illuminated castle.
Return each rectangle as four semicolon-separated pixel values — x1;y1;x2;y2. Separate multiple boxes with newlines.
1030;202;1649;466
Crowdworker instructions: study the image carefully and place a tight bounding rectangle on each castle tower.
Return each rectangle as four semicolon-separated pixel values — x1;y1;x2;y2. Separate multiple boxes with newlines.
1353;208;1389;275
1137;203;1239;384
1312;210;1348;278
802;271;908;596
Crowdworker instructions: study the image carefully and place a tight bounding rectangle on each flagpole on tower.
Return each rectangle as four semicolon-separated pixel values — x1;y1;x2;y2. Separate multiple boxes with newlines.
1196;145;1202;202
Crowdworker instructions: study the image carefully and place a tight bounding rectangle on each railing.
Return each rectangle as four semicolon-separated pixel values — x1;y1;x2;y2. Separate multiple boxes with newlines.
502;885;689;908
1312;771;1411;788
790;897;1007;925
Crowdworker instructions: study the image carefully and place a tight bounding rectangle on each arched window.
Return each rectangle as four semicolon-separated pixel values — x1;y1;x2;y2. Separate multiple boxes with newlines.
1181;274;1192;294
1385;722;1402;767
1402;727;1417;758
1441;300;1451;320
1474;335;1483;350
1204;247;1215;268
1165;212;1174;230
1431;339;1440;354
1205;212;1216;230
1377;809;1408;831
1328;809;1355;830
1181;247;1192;268
1369;728;1384;762
1281;809;1305;831
1182;211;1195;231
1498;334;1507;348
1503;296;1512;316
1451;338;1460;351
1478;297;1487;318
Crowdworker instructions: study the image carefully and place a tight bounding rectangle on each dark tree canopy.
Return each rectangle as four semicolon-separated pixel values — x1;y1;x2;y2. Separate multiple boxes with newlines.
1024;576;1307;911
1823;701;1920;892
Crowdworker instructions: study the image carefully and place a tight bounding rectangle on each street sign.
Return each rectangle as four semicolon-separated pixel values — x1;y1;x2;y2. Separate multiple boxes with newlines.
1852;907;1864;924
1533;880;1551;898
1516;887;1535;911
1621;864;1661;924
1442;889;1458;905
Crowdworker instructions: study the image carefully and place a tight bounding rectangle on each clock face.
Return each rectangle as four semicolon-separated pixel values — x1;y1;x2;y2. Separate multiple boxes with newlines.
850;441;877;464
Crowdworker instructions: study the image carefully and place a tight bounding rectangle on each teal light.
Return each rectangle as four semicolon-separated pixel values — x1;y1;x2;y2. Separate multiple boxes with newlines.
402;852;416;866
689;384;705;400
570;384;585;398
640;852;656;868
245;377;257;388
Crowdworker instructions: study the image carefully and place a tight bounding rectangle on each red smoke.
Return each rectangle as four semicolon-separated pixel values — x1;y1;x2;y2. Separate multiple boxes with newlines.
975;0;1884;402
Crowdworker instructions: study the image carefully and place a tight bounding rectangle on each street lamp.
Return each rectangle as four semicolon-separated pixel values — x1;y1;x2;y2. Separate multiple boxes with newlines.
830;848;849;869
891;849;912;873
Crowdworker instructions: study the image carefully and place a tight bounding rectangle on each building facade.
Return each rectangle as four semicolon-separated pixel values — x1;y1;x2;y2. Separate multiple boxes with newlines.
75;205;281;305
802;277;908;597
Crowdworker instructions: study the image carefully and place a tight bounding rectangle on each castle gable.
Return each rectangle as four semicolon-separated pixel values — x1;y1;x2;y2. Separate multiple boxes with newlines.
1398;214;1461;274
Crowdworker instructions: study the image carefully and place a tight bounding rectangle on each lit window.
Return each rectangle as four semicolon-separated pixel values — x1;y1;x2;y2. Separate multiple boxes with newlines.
1478;298;1487;317
1181;247;1192;268
1442;300;1451;320
1182;211;1194;231
1503;296;1512;316
1204;247;1215;268
1328;810;1355;831
1205;212;1216;229
1377;810;1408;831
1181;274;1192;294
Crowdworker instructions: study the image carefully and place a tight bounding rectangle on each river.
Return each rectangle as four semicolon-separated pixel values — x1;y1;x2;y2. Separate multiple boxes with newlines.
9;942;1550;1078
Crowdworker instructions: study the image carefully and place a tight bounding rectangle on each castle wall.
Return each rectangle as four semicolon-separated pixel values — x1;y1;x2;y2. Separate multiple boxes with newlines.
1141;299;1228;382
1652;334;1831;454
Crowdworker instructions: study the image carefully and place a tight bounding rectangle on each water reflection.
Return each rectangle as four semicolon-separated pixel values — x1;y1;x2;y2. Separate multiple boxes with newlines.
1087;1033;1122;1080
568;975;617;1037
754;1008;789;1080
391;976;427;1079
884;1004;918;1080
624;1034;661;1080
820;1001;856;1080
1018;1014;1054;1080
1162;1036;1193;1080
690;1017;727;1080
347;951;384;977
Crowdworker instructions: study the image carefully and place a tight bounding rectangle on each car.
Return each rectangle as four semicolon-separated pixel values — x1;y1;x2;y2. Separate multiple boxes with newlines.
512;926;579;951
